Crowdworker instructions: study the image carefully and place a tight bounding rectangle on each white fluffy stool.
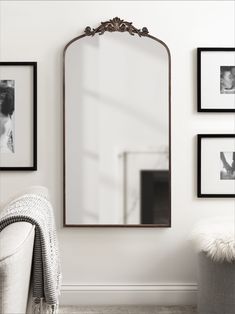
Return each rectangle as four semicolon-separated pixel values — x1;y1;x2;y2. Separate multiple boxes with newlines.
192;217;235;314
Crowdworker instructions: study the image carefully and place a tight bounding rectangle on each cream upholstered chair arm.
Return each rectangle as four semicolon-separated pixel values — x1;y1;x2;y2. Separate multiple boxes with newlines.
0;222;35;314
0;186;49;314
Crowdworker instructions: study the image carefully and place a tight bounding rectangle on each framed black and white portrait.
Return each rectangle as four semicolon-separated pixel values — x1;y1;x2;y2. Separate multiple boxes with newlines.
197;48;235;112
0;62;37;170
198;134;235;197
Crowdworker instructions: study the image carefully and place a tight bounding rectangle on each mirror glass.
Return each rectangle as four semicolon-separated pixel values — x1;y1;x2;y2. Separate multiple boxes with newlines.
64;24;170;226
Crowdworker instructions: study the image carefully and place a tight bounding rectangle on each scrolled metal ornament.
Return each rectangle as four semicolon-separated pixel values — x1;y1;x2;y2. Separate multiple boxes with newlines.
84;17;149;37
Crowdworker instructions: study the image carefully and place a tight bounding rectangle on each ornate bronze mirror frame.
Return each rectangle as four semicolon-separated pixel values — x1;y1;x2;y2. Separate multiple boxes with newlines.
63;17;171;227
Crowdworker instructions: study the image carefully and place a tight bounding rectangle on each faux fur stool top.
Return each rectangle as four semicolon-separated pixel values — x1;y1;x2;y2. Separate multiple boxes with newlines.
191;216;235;263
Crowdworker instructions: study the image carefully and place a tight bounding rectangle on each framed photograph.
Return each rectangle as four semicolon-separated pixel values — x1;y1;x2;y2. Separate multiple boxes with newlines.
198;134;235;197
0;62;37;170
197;48;235;112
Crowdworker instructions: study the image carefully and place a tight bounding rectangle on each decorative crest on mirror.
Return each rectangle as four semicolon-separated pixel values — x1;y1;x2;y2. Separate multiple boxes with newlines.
84;17;149;37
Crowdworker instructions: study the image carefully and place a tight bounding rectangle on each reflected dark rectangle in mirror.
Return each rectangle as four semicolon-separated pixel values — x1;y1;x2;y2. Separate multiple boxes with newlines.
141;170;170;225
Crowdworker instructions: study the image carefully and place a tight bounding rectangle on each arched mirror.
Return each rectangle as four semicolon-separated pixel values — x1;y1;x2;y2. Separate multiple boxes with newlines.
63;18;171;227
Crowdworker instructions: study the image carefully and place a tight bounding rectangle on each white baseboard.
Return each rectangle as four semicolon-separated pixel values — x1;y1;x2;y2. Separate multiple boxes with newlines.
60;284;197;306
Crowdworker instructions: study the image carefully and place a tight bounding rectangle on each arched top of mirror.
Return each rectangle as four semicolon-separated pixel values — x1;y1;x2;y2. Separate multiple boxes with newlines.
64;17;171;58
63;18;171;227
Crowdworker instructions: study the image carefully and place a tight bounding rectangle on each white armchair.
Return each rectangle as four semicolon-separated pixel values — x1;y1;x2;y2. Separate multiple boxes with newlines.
0;222;35;314
0;186;49;314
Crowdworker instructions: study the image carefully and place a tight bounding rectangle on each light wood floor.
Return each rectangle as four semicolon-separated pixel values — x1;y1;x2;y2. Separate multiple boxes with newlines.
59;305;197;314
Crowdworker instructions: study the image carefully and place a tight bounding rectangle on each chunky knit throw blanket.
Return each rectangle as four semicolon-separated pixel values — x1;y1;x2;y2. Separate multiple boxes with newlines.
0;194;61;314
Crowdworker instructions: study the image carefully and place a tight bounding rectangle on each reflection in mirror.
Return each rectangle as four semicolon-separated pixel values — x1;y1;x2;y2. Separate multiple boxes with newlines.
64;18;171;226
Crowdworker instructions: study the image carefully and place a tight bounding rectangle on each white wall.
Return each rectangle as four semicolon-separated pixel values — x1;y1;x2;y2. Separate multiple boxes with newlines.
0;0;234;305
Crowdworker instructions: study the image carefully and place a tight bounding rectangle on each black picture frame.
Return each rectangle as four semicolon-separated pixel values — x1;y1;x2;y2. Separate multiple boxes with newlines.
0;62;37;171
198;134;235;198
197;47;235;112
